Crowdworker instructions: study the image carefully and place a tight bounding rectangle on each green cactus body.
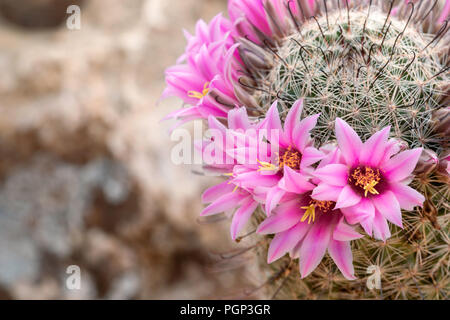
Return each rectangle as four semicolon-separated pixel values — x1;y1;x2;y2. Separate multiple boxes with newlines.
256;10;446;151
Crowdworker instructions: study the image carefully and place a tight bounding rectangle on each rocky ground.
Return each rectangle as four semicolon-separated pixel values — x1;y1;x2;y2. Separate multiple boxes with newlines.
0;0;262;299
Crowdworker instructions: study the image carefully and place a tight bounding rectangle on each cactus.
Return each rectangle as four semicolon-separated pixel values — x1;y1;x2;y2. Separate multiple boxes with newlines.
163;0;450;299
238;1;449;300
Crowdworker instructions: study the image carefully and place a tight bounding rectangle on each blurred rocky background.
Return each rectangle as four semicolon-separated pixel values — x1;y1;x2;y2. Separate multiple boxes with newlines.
0;0;260;299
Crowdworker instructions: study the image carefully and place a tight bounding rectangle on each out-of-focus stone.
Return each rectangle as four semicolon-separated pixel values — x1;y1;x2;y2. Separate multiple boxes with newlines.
0;0;84;29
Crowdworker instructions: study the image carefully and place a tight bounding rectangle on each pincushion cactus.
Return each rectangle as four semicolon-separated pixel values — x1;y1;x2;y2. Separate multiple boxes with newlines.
162;0;449;299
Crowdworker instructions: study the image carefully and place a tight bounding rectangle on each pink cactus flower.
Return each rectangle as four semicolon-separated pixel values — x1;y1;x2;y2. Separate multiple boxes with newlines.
162;14;241;126
199;107;270;240
195;106;268;172
228;0;316;43
227;99;323;216
255;143;363;280
312;118;425;241
161;0;450;285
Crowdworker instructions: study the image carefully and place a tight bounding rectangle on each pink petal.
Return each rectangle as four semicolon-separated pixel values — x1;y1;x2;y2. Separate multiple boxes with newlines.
289;238;303;259
317;145;342;169
283;99;304;145
360;215;374;237
335;118;363;167
267;222;310;263
313;164;349;186
341;198;375;235
372;209;391;241
279;166;315;194
388;183;425;210
328;240;356;280
359;126;390;167
380;138;402;164
228;107;251;130
293;114;320;153
226;128;258;148
265;187;285;215
438;0;450;24
227;146;259;165
301;147;325;169
311;183;343;202
230;197;259;240
333;217;364;241
257;200;301;234
382;148;423;182
202;181;236;203
201;191;247;216
252;186;271;203
335;185;361;209
232;171;279;188
372;191;403;228
265;100;285;145
299;214;336;278
208;115;227;132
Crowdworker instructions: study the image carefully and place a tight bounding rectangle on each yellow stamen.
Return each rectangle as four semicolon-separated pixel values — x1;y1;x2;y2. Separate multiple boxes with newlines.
232;185;239;193
300;200;334;224
279;146;302;171
350;166;381;197
256;146;302;173
300;204;316;224
187;82;210;99
257;159;278;172
364;180;380;197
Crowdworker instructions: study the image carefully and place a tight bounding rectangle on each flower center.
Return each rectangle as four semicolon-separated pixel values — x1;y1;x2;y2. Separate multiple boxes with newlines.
300;199;335;224
187;82;210;99
257;146;302;173
279;146;302;171
349;166;381;197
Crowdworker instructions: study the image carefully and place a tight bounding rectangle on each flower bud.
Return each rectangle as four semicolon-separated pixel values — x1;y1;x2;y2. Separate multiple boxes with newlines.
414;149;439;175
432;107;450;139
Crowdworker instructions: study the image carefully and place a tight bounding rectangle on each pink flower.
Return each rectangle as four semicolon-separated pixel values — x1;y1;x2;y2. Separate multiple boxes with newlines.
199;108;268;240
228;99;323;215
228;0;315;43
199;100;323;240
162;14;241;126
257;192;363;280
312;118;425;241
228;0;273;42
256;144;363;280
